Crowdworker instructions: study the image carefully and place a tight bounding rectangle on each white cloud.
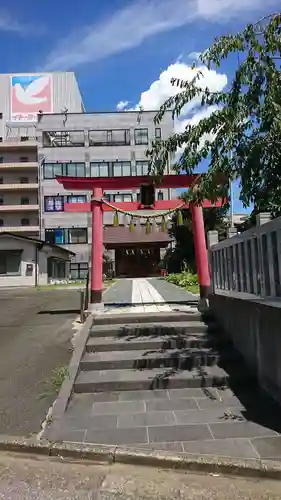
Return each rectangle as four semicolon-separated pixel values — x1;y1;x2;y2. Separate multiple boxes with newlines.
0;11;26;34
41;0;279;70
188;52;202;61
116;100;129;111
133;61;227;114
0;10;45;36
131;60;227;157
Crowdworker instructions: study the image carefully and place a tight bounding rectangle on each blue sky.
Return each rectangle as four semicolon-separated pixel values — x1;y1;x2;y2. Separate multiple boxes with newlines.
0;0;278;213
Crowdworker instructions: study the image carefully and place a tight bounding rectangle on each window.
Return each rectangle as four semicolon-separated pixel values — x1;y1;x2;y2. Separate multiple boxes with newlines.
43;131;85;147
0;250;21;275
65;162;86;177
20;156;29;162
45;229;63;245
20;177;29;184
89;129;130;146
113;161;131;177
113;193;133;202
45;228;88;245
135;128;148;145
21;197;29;205
67;195;87;204
0;178;3;184
44;196;64;212
70;262;88;280
21;218;30;226
44;163;63;179
135;160;149;176
0;157;3;164
90;162;109;177
155;128;161;139
0;219;3;226
68;228;88;244
43;163;86;179
0;198;3;205
157;190;164;201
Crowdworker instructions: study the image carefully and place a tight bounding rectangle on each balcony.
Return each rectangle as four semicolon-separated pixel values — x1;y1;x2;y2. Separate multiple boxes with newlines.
0;225;39;233
0;138;37;150
0;204;39;212
0;162;38;170
0;183;38;191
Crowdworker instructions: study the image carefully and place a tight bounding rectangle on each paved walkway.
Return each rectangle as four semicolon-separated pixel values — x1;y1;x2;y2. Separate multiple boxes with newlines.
104;278;197;314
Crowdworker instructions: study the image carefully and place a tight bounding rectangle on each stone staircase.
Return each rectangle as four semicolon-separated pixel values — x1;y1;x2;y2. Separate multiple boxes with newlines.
53;309;281;458
74;311;248;394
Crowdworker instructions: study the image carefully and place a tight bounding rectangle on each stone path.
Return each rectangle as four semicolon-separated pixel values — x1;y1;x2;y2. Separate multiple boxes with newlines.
103;278;197;314
44;279;281;461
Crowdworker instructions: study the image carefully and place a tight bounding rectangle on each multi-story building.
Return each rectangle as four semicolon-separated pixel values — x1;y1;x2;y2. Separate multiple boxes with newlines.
37;110;176;278
0;72;84;238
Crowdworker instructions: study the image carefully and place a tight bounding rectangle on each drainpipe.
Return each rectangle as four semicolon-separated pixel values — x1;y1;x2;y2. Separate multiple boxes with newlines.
38;155;45;240
35;245;39;287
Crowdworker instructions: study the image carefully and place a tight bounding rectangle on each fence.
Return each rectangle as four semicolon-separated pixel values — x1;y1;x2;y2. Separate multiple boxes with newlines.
208;213;281;298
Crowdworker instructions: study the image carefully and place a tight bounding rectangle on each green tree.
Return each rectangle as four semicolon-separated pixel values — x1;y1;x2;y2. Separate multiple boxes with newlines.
147;13;281;217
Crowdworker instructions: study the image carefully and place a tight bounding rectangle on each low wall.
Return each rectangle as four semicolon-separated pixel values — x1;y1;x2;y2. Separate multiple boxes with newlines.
210;291;281;404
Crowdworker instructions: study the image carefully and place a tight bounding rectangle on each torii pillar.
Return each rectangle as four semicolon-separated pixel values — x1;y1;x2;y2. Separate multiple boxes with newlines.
190;203;210;302
89;187;104;310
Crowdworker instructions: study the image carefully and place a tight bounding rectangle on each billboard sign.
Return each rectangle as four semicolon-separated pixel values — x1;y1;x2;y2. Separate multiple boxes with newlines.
10;74;53;122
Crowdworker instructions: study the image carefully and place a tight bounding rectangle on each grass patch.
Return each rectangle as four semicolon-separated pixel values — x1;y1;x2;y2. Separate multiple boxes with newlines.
39;366;69;399
165;271;199;294
36;281;86;291
37;279;115;292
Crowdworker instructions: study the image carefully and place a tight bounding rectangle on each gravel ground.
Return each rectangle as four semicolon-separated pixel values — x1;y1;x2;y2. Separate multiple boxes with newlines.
0;288;80;436
0;452;280;499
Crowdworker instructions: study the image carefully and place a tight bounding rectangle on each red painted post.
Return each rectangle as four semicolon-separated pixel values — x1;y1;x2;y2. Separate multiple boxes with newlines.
190;203;210;299
90;188;103;305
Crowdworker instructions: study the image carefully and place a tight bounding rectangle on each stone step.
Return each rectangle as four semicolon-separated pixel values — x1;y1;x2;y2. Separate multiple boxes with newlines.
80;348;239;371
74;365;250;393
86;333;229;353
93;311;213;326
90;321;219;338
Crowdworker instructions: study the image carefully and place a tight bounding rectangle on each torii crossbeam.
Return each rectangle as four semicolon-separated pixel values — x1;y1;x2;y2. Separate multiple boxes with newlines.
56;173;225;309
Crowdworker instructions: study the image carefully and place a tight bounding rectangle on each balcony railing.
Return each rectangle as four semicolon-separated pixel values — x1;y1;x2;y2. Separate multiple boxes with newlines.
0;162;38;170
0;225;39;233
0;204;39;212
0;183;38;190
0;138;37;149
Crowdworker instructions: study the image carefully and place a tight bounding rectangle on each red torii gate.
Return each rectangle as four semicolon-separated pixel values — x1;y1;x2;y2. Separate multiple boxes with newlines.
56;173;224;308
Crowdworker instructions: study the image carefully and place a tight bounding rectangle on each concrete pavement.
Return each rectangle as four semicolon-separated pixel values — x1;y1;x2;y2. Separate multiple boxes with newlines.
0;452;281;499
0;288;80;436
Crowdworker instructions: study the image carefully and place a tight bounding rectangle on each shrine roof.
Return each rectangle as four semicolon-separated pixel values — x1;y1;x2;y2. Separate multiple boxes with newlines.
103;226;173;247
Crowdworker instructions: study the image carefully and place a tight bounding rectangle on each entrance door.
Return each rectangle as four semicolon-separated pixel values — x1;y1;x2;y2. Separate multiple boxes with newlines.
115;247;160;278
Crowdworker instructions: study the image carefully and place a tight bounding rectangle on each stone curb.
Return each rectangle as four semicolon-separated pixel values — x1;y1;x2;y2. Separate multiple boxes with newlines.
44;313;94;430
0;436;281;480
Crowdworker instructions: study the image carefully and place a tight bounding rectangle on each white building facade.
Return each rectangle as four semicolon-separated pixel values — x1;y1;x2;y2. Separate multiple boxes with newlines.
0;72;84;239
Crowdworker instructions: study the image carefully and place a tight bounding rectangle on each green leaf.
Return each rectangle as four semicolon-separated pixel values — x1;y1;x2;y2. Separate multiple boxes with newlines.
147;12;281;216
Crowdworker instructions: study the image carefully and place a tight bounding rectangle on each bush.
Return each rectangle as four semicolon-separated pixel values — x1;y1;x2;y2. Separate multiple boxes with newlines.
166;271;199;289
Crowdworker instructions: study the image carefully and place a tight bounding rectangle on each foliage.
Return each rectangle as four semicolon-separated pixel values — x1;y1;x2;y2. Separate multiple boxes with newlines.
166;271;199;293
147;13;281;217
39;366;69;399
163;202;227;273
